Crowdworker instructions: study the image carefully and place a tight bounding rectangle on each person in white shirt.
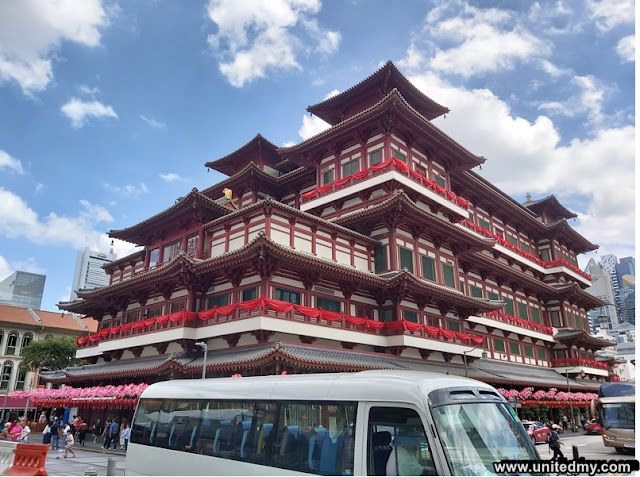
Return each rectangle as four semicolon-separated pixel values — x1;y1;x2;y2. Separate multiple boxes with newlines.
18;420;30;443
63;432;76;458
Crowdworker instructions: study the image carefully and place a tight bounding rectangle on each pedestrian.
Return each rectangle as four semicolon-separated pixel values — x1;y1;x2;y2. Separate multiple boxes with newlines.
50;420;60;450
102;419;112;449
549;425;564;460
9;420;22;442
92;419;102;443
63;431;76;458
108;418;120;450
78;421;88;446
119;419;128;450
561;415;568;431
18;419;30;443
122;422;130;451
42;420;52;445
0;423;11;440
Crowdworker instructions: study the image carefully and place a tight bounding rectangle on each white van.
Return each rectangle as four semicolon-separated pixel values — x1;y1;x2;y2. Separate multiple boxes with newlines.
126;370;539;475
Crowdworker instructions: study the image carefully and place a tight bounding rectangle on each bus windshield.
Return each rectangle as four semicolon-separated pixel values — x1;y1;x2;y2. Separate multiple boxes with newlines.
432;402;537;476
602;402;635;430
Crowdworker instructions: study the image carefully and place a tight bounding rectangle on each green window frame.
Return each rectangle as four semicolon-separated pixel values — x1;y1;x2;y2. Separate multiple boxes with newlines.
342;159;359;177
478;218;490;230
509;342;521;355
521;242;530;252
422;256;436;281
275;288;301;305
540;249;551;261
470;286;483;298
537;348;547;360
374;246;387;273
369;149;382;166
403;311;418;323
494;339;505;352
400;248;414;273
524;345;534;358
504;298;515;316
392;149;406;162
531;308;541;324
517;302;529;320
207;294;229;309
567;311;574;328
317;297;341;312
488;292;499;300
242;287;257;301
442;264;456;288
434;175;446;188
322;169;333;185
507;235;518;246
447;321;460;332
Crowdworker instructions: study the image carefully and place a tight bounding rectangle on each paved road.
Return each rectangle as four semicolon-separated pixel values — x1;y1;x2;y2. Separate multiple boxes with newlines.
533;432;636;461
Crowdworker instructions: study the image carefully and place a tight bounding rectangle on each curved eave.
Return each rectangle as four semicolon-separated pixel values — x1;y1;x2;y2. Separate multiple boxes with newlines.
524;195;578;220
453;171;546;234
280;88;483;170
200;162;315;200
460;250;557;296
75;254;198;302
203;198;379;245
108;189;231;245
306;61;448;125
333;190;494;249
545;220;598;253
554;329;616;349
386;271;503;313
553;283;608;309
204;134;284;176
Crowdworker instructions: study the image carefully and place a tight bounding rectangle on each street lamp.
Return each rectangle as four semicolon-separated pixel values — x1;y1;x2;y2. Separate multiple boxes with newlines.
195;342;208;380
463;348;489;378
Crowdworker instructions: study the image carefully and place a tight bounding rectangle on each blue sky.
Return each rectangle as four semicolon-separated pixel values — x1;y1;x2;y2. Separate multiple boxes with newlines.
0;0;635;312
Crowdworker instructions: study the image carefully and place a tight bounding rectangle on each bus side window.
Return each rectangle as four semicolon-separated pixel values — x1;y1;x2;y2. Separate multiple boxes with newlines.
367;406;436;476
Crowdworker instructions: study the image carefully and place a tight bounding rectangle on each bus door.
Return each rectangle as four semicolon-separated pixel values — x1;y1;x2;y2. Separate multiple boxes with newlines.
362;402;445;476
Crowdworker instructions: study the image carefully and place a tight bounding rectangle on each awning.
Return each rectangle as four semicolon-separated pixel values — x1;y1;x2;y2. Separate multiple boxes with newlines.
0;396;36;410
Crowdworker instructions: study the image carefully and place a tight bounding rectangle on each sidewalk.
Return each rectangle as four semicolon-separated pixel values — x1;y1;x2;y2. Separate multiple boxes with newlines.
39;435;127;476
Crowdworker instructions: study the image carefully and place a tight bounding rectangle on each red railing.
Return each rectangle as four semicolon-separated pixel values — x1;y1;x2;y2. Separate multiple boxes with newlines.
485;311;553;335
77;297;484;349
551;358;609;370
461;220;591;280
302;158;469;209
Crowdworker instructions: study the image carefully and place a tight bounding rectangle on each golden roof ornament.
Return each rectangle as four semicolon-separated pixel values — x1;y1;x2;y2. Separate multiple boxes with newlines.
223;188;233;200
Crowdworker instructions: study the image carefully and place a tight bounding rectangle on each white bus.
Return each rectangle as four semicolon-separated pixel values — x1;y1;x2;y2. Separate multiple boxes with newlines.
127;370;539;475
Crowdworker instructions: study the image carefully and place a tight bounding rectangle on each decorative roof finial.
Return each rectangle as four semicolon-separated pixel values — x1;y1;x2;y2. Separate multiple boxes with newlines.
526;192;532;202
223;188;232;200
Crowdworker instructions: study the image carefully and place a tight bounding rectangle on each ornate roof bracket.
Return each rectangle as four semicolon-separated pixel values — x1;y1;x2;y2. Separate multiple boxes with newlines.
419;349;432;360
223;333;241;348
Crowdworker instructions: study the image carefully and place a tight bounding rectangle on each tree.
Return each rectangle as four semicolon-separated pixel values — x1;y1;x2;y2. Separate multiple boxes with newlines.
19;335;85;373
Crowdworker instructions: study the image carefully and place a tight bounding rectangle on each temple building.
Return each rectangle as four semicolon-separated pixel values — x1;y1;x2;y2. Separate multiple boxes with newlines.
53;62;614;394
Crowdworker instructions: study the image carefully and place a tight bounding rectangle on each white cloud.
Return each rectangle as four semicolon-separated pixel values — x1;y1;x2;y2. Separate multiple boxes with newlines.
0;150;24;174
0;188;125;251
616;35;635;63
538;75;608;125
159;173;186;182
78;84;100;96
424;2;550;77
587;0;634;32
61;98;118;128
402;70;634;256
0;0;108;94
104;182;149;196
206;0;340;87
140;114;167;129
298;115;330;140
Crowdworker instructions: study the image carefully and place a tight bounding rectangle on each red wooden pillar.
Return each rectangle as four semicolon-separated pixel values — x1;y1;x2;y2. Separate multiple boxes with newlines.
197;229;205;259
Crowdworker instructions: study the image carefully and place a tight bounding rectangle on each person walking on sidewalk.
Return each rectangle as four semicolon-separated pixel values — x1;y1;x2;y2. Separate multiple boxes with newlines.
106;418;120;450
50;420;60;450
63;432;76;458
